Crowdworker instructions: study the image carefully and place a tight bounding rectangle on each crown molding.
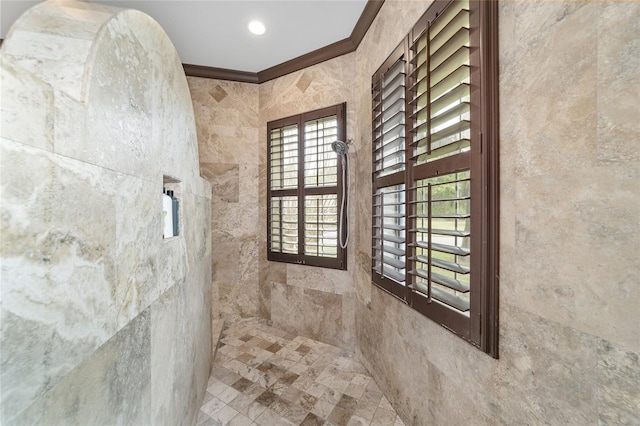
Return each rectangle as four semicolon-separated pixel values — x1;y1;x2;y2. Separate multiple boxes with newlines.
257;37;355;83
182;64;259;84
351;0;384;48
184;0;384;84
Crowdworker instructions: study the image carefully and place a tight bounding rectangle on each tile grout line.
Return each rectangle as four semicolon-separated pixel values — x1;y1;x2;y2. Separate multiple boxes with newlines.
197;317;405;426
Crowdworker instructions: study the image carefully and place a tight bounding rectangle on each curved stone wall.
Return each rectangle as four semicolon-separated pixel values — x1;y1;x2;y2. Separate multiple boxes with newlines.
1;1;212;424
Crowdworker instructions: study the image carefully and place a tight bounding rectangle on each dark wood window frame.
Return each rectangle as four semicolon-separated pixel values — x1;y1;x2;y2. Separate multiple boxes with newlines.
268;103;348;270
371;0;499;357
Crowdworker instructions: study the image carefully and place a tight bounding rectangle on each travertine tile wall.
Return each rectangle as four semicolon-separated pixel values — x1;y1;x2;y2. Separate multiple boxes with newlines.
189;77;261;321
259;54;357;349
352;1;640;425
190;55;358;349
191;0;639;424
1;2;212;424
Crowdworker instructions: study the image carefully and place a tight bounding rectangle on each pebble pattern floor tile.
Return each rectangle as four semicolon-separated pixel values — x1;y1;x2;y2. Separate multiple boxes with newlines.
197;318;405;426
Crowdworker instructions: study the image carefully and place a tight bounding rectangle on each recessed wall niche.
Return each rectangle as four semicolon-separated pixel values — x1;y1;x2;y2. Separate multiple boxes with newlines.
163;175;181;240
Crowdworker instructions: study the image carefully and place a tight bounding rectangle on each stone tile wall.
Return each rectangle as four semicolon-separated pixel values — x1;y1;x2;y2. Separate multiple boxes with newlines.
1;2;212;424
190;0;639;424
189;77;261;322
352;1;640;425
7;0;636;424
259;54;357;350
190;55;358;350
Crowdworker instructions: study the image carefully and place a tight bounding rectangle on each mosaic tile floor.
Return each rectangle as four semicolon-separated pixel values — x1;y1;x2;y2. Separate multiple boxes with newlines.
197;318;405;426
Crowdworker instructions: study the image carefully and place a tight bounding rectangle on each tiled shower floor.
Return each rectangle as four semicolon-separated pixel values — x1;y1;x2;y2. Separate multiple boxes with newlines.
197;318;405;426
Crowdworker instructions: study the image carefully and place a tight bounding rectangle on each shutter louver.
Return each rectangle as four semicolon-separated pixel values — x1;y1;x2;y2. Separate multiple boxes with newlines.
408;0;473;317
270;196;298;254
304;117;339;187
372;185;406;284
372;52;408;292
303;116;340;259
270;125;299;190
269;124;299;256
373;58;406;178
304;194;338;258
409;0;471;166
409;171;471;313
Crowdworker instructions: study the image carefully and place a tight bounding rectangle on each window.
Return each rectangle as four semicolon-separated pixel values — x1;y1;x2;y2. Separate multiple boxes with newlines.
371;0;499;356
268;103;347;270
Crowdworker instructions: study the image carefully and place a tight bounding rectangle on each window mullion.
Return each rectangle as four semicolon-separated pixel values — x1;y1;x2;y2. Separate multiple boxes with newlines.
297;116;305;260
425;19;432;157
403;35;413;304
427;182;432;303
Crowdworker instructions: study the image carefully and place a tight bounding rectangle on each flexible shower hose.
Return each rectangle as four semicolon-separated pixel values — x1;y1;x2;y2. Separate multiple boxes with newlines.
339;154;349;249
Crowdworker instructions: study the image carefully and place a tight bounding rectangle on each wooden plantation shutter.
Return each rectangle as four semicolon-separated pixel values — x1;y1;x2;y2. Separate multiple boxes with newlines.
371;0;499;356
372;44;408;298
269;123;300;255
408;0;475;340
267;103;347;270
303;112;340;260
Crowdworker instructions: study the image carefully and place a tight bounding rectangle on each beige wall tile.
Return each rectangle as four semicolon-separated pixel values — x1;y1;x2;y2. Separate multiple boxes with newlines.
351;1;639;424
596;2;640;163
597;339;640;424
190;77;261;321
189;1;640;424
201;162;240;203
271;283;344;348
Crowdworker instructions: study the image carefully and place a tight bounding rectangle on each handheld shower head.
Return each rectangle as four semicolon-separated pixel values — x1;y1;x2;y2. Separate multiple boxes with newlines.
331;140;349;156
331;139;351;249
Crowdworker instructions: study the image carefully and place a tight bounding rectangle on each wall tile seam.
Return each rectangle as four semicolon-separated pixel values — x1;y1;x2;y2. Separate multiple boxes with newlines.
2;51;88;69
2;92;211;199
0;139;118;199
276;281;355;296
500;300;639;356
5;303;155;424
3;141;210;197
3;7;106;103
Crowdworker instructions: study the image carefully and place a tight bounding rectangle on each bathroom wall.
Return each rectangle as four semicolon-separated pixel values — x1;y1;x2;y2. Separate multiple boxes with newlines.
258;54;358;349
187;1;638;423
189;77;260;321
189;56;358;349
351;1;640;425
0;2;212;424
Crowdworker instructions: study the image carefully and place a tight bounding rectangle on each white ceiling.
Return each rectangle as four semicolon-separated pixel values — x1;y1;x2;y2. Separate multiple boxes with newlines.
0;0;368;73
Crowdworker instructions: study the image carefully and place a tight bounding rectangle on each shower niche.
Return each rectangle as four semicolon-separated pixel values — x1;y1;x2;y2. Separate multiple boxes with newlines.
162;175;181;240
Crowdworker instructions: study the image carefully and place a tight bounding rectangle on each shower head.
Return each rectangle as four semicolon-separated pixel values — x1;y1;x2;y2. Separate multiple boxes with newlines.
331;140;349;156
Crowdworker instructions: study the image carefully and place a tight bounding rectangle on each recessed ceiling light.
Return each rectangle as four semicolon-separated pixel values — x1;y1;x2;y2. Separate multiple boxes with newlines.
248;20;266;35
